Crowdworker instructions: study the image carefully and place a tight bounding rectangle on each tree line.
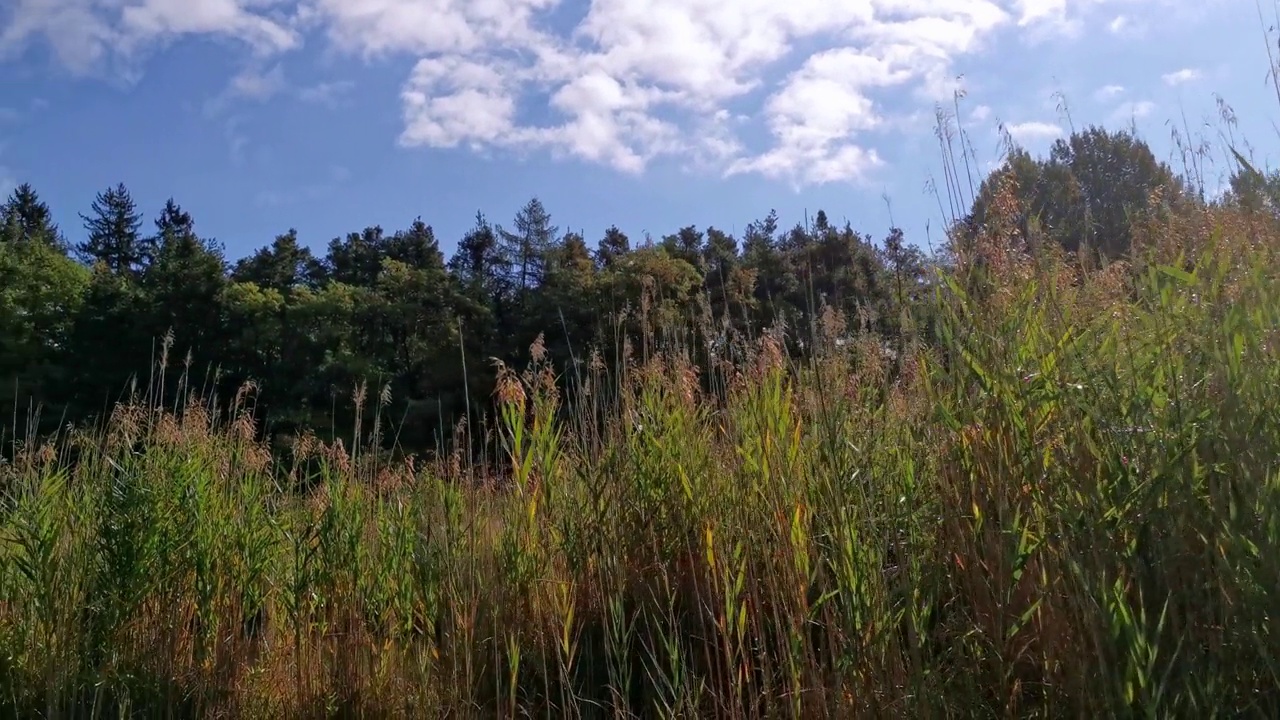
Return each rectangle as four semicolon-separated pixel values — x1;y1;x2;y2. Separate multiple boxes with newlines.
0;124;1271;455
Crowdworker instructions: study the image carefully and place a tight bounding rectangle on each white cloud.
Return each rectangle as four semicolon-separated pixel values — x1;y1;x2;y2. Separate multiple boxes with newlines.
378;0;1017;185
0;0;298;76
0;0;1161;186
229;64;287;101
726;48;907;185
117;0;297;54
970;104;993;123
1005;120;1063;143
1094;84;1125;101
399;56;521;150
302;0;559;58
298;80;355;106
1109;99;1156;124
203;63;287;116
1107;15;1129;33
1013;0;1067;27
1162;67;1202;86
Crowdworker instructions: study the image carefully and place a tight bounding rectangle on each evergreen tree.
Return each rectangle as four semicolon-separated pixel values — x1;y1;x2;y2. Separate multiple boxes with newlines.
500;197;558;298
660;225;704;269
366;220;460;446
448;212;510;426
78;182;148;275
701;226;743;327
742;210;792;327
386;218;443;269
449;211;512;319
232;229;321;294
1;183;62;247
324;226;388;287
142;198;227;359
596;225;631;270
537;230;598;368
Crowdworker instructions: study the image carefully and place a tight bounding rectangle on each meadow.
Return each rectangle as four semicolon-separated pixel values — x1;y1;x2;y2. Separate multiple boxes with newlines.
2;182;1280;718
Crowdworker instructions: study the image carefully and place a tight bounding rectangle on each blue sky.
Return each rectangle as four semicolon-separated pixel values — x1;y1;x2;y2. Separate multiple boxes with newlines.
0;0;1272;261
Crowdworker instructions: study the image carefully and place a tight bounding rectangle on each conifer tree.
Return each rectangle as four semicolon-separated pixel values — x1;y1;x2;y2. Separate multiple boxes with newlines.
78;182;148;276
500;197;558;297
1;183;62;247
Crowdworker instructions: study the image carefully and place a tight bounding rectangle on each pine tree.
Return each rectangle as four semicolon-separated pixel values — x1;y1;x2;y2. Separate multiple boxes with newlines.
661;225;704;269
1;183;62;247
143;198;227;361
449;212;510;302
386;218;444;270
742;209;791;327
78;182;147;276
325;226;388;286
596;225;630;269
232;229;321;294
499;197;558;297
701;226;740;323
151;198;195;245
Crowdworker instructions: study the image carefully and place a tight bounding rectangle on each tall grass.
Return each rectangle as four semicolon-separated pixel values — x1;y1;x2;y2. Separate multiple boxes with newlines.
3;192;1280;717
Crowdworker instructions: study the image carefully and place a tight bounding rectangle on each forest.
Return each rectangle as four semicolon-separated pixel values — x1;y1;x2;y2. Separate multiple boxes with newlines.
2;162;927;455
2;120;1280;716
0;126;1213;456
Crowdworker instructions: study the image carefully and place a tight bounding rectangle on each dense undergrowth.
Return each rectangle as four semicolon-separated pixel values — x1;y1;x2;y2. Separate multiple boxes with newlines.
2;187;1280;718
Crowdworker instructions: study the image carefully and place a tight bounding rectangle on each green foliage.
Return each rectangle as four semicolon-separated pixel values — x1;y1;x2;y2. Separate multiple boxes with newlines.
966;126;1186;260
142;199;228;363
1225;150;1280;221
0;237;89;409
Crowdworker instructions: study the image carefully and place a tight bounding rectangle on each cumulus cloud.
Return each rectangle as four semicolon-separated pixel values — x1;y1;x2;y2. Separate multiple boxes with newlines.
379;0;1017;184
1005;120;1063;143
726;48;908;184
1109;99;1156;124
399;56;522;150
1012;0;1068;27
302;0;559;58
0;0;1152;186
1094;84;1125;101
0;0;298;75
1162;67;1202;86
